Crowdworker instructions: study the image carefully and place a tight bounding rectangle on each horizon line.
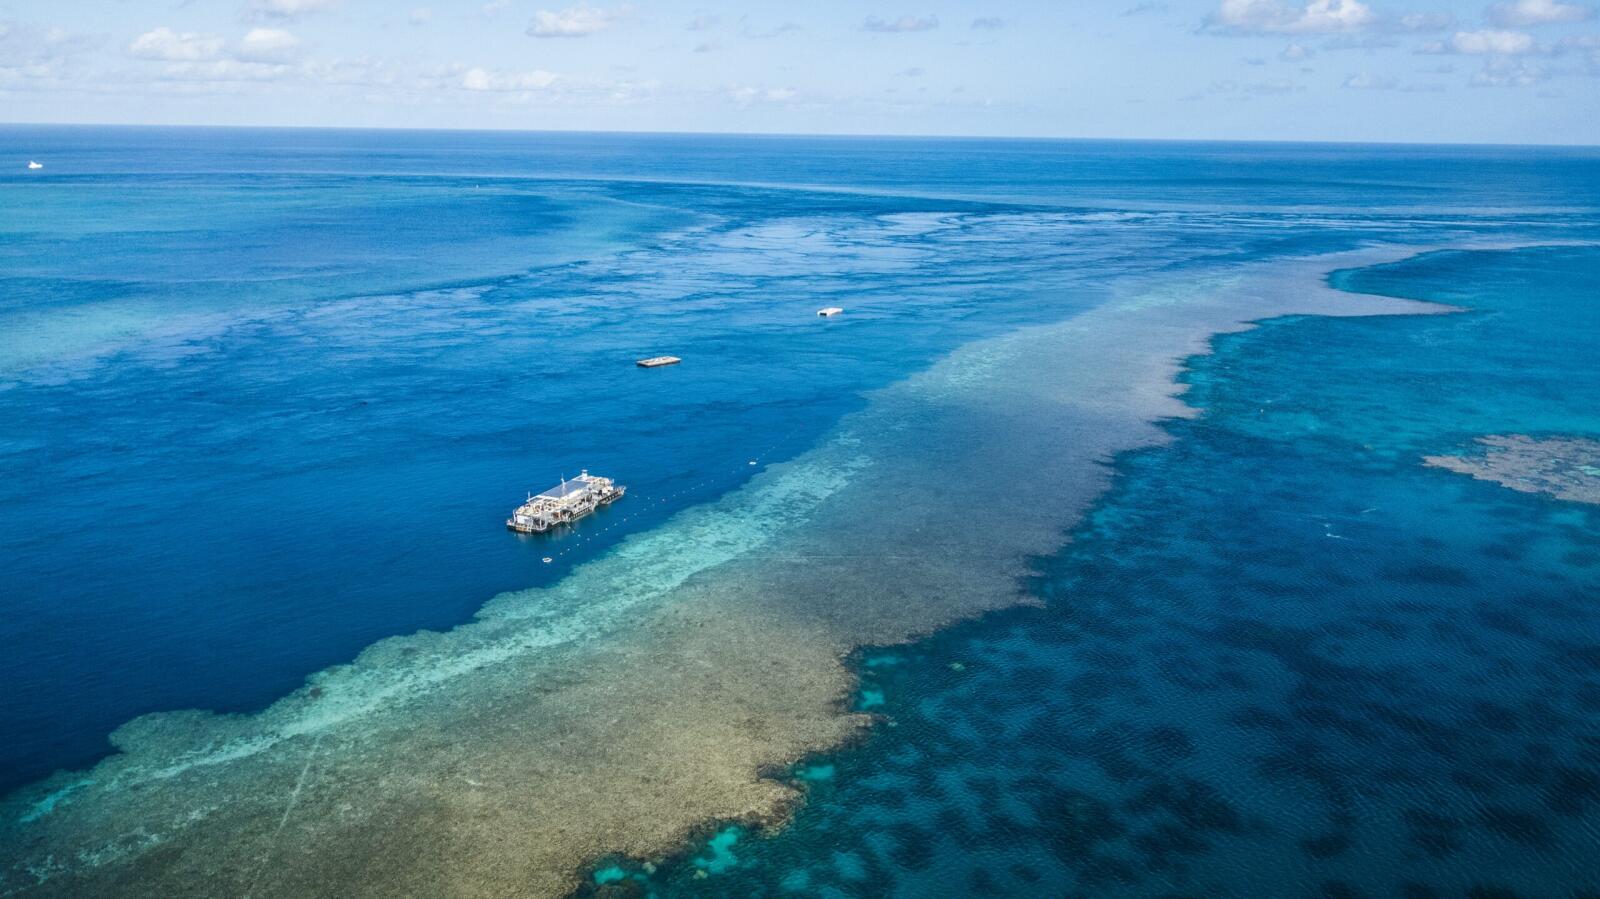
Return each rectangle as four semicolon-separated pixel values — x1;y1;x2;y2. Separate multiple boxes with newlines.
3;120;1598;152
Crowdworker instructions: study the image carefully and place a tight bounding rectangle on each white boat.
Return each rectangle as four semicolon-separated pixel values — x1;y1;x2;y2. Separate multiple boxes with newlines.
27;161;43;170
507;470;625;534
817;307;844;317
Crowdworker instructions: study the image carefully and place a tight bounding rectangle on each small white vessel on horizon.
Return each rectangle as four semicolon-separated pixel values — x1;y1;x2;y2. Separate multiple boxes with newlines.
27;161;43;170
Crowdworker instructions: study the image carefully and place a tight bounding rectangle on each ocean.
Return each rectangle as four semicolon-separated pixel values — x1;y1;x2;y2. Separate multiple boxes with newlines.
0;127;1596;897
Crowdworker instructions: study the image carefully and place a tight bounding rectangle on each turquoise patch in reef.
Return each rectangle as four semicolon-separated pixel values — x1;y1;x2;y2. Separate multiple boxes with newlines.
857;687;886;709
693;826;741;874
592;865;628;885
796;762;836;782
20;778;95;824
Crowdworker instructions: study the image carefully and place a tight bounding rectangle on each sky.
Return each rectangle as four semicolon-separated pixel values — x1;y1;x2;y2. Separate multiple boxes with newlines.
0;0;1597;143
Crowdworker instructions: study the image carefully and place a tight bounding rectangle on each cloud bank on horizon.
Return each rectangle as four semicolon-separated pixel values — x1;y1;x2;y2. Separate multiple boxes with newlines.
0;0;1595;143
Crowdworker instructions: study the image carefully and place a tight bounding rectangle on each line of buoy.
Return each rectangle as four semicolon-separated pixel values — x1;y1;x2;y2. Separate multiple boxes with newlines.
532;425;804;563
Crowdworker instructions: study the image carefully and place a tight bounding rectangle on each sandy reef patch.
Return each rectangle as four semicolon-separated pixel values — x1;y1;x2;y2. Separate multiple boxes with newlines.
1425;435;1600;505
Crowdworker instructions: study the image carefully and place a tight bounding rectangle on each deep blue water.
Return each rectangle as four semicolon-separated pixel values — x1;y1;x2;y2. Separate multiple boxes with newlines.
605;246;1600;896
2;128;1599;895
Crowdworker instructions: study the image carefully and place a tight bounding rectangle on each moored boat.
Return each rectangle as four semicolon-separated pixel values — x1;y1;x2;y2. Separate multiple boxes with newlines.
507;470;625;533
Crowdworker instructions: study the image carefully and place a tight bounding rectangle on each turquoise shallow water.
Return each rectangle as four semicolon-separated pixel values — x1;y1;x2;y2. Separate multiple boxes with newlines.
599;246;1600;896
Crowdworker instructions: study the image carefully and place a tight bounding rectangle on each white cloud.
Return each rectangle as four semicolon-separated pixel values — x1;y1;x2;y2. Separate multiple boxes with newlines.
1342;71;1398;87
128;56;398;89
862;15;940;33
1557;32;1600;68
1419;29;1540;54
1343;73;1445;90
1323;33;1398;47
1279;41;1315;59
1393;12;1455;31
250;0;338;20
1471;57;1549;83
304;58;400;88
129;26;306;67
728;84;799;105
408;8;433;26
1456;28;1539;52
1206;76;1304;94
235;28;302;62
686;14;720;31
741;21;803;38
460;65;558;90
1204;0;1374;34
971;17;1005;29
128;27;225;61
0;20;98;77
1488;0;1592;26
154;59;292;83
528;5;618;37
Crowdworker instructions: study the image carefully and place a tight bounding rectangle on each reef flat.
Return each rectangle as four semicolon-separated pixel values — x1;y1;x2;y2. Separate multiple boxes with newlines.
1424;435;1600;505
0;250;1451;898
